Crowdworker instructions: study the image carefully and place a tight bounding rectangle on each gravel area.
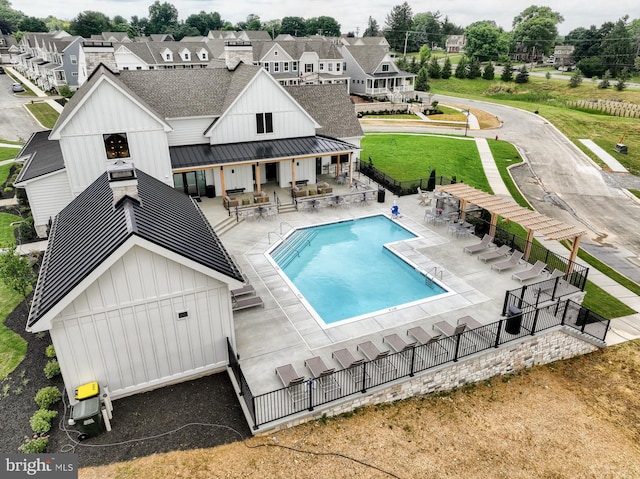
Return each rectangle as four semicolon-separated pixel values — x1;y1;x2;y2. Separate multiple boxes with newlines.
0;297;251;468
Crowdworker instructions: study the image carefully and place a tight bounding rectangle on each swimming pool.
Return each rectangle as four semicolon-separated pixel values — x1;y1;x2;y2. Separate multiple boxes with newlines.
269;215;448;326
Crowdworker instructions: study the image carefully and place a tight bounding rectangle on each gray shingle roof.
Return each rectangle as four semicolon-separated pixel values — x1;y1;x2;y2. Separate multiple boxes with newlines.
14;131;65;184
342;45;389;73
27;168;243;328
114;41;213;66
170;135;357;169
285;84;363;139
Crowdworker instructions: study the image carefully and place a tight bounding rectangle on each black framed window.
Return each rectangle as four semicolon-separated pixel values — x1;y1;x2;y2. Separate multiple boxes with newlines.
103;133;130;160
256;113;273;134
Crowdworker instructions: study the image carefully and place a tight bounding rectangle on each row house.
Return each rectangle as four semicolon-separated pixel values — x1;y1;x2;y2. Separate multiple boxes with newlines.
0;34;20;64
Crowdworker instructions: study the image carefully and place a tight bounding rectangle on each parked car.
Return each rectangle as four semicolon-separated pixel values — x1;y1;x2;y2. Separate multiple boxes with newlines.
11;83;24;93
0;66;5;74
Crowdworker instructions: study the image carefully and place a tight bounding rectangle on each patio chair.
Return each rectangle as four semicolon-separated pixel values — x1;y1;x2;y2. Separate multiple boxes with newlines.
383;333;416;352
276;363;307;407
417;187;431;206
305;356;341;398
357;341;396;377
511;260;547;283
491;251;524;273
332;348;368;386
232;295;264;311
407;326;442;344
407;326;447;365
230;283;255;298
463;234;494;254
477;244;511;262
433;320;467;337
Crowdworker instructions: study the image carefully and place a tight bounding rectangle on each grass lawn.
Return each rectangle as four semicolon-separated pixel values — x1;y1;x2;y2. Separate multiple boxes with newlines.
361;134;490;190
0;213;20;245
0;283;27;380
25;102;59;129
0;162;14;181
0;148;20;162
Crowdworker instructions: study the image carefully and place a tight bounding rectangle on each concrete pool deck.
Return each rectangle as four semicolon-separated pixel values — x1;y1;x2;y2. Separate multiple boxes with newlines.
200;182;537;396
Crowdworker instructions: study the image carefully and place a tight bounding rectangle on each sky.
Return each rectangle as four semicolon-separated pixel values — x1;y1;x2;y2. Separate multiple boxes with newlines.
14;0;638;36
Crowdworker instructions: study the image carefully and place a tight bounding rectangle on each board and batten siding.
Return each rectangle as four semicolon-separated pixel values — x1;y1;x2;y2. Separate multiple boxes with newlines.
166;117;213;147
25;171;73;237
50;245;235;402
208;72;316;145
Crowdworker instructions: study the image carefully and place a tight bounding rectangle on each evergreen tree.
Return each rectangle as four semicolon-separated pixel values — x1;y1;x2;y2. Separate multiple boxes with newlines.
363;16;380;37
454;57;468;79
568;69;583;88
467;58;482;79
441;57;452;79
427;56;441;79
500;60;513;82
384;2;413;53
598;69;611;89
514;66;529;83
482;62;495;80
415;67;430;91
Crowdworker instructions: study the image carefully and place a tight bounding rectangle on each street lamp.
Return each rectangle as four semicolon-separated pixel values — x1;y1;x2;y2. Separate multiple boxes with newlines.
462;109;469;137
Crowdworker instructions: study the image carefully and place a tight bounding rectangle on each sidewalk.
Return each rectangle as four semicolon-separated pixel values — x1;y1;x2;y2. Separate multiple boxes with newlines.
6;66;64;114
476;137;640;345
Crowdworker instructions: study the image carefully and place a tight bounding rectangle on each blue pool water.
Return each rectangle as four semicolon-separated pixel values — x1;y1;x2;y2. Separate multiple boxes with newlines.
270;215;447;325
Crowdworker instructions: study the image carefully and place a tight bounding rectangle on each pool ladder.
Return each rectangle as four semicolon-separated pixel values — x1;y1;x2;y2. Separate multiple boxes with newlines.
425;267;443;287
272;230;318;268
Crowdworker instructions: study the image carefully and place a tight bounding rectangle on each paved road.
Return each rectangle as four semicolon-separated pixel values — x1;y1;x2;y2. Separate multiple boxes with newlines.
364;93;640;283
0;73;43;142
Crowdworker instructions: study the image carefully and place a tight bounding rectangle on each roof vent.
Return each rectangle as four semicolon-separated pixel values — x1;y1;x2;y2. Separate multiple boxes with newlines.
107;160;139;206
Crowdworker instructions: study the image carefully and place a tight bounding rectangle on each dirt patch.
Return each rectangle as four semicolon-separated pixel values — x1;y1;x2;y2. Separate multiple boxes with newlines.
79;341;640;478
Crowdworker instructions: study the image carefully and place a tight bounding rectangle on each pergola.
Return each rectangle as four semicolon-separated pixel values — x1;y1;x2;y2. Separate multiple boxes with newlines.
438;184;587;268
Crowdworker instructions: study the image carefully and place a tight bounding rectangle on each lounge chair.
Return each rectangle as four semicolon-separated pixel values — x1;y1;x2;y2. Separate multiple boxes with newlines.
407;326;442;344
305;356;341;397
383;333;416;352
232;295;264;311
230;283;255;298
332;348;368;386
433;320;467;337
491;251;524;273
357;341;395;377
276;363;307;406
549;269;565;278
457;315;483;330
463;234;494;254
477;244;511;262
511;260;547;283
406;327;447;364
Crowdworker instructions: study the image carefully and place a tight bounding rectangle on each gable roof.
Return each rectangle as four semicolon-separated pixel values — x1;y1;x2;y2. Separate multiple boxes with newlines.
342;45;392;73
14;130;64;184
27;168;243;328
115;41;214;65
284;84;363;139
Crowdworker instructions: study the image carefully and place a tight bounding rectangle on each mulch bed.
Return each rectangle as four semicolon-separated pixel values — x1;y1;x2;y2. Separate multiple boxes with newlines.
0;298;251;468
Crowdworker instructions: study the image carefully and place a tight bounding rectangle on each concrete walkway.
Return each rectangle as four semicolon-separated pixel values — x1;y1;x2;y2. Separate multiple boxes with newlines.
6;66;64;114
475;137;640;345
579;139;628;173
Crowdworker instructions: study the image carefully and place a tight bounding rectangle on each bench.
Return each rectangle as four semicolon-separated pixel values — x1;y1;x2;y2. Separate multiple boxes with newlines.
226;187;245;194
289;179;308;186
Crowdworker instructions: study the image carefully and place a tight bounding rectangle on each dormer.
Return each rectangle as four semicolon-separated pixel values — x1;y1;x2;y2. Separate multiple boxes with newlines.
161;48;173;62
196;48;208;61
178;47;191;61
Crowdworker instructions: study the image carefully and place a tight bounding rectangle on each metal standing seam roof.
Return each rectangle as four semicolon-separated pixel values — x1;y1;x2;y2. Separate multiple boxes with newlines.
27;169;243;328
170;135;358;170
439;183;587;242
14;130;65;183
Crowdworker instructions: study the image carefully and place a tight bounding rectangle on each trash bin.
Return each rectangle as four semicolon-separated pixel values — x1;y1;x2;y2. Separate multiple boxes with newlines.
377;186;385;203
71;395;104;440
505;305;522;335
206;184;215;198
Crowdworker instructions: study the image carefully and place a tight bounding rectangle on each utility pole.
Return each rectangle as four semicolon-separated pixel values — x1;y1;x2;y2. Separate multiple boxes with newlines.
403;31;409;58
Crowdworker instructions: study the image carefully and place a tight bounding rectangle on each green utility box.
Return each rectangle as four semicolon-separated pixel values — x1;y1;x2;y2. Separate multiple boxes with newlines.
72;395;104;440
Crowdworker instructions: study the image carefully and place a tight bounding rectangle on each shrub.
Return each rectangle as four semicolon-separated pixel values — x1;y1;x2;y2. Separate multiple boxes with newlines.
43;360;61;379
18;436;49;454
35;386;61;409
45;344;56;358
30;409;58;434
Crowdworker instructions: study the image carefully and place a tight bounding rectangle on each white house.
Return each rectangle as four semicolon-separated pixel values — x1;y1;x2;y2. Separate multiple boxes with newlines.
26;162;244;403
15;54;363;237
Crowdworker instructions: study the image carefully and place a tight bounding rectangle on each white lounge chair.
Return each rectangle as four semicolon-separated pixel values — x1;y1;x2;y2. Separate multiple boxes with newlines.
477;245;511;262
491;251;524;273
512;260;547;283
464;234;494;254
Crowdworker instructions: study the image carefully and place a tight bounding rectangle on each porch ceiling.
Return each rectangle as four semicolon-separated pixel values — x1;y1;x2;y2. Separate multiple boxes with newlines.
439;184;587;242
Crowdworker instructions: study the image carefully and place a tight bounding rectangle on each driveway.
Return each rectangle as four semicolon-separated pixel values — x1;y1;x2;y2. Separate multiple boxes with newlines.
0;71;45;142
364;94;640;283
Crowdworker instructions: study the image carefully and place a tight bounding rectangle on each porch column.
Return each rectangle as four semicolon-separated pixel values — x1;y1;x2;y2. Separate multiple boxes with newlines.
348;152;353;186
220;166;226;196
336;156;341;178
524;228;535;261
568;234;582;274
459;198;467;222
255;163;261;194
291;159;296;187
489;212;498;237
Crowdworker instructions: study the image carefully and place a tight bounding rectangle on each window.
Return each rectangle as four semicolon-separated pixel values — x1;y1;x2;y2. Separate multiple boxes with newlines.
305;63;313;73
328;63;333;72
183;52;190;61
319;63;324;71
274;62;279;72
343;62;347;71
337;62;341;71
293;61;298;71
264;63;269;71
70;55;77;65
382;64;389;72
284;63;289;72
256;113;273;134
103;133;130;160
136;66;142;70
122;66;129;70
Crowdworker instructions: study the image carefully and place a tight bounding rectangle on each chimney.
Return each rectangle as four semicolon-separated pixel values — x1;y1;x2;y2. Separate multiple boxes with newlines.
224;40;253;70
107;160;139;206
80;41;117;83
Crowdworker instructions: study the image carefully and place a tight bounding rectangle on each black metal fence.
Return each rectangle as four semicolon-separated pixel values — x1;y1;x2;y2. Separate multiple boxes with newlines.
226;296;609;430
358;160;456;196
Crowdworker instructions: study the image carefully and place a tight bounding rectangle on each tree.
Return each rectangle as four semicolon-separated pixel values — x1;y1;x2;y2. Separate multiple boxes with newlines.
441;56;452;79
615;67;630;91
18;16;48;32
363;16;380;37
427;55;441;79
512;6;563;58
185;11;223;35
514;66;529;83
305;16;340;36
0;245;36;302
280;16;306;36
600;18;634;77
454;56;468;78
69;11;111;37
0;0;24;33
501;59;513;82
598;69;611;89
565;26;602;63
412;11;442;51
464;21;503;62
384;2;413;53
467;57;482;79
236;13;262;31
568;69;583;88
147;1;178;35
415;67;429;91
576;57;606;78
263;19;281;39
482;62;495;80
